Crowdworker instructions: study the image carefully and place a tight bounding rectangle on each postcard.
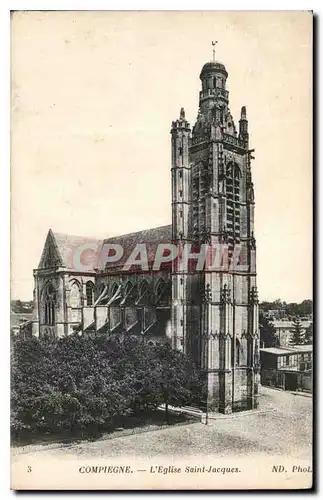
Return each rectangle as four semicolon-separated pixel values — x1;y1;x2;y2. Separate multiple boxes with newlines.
10;10;313;490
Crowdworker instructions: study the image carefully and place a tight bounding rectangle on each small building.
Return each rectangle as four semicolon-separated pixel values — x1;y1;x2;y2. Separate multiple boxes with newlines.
10;311;33;338
272;319;312;346
260;345;312;393
264;309;286;321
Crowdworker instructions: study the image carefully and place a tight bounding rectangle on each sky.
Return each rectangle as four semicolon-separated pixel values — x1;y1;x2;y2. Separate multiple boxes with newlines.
11;10;312;302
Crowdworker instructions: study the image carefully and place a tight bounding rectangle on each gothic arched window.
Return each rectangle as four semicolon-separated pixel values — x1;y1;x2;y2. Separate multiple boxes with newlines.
69;282;81;308
155;279;172;306
123;280;137;305
136;280;148;303
96;283;105;299
44;283;56;325
108;282;122;306
110;282;119;299
86;281;94;306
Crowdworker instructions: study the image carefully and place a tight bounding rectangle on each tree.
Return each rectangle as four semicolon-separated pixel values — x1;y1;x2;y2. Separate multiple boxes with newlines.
113;336;162;413
259;301;273;313
259;312;280;347
116;338;204;423
259;299;312;319
11;300;23;313
11;335;132;437
112;337;203;421
290;317;304;346
304;323;313;345
149;342;204;422
11;299;34;313
299;300;313;317
11;334;204;438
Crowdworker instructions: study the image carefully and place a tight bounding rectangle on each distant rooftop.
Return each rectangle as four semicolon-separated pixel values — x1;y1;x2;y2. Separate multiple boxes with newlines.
260;345;312;356
272;320;312;328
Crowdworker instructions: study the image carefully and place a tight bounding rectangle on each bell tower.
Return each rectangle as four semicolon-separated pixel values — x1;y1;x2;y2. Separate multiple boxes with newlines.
171;56;260;414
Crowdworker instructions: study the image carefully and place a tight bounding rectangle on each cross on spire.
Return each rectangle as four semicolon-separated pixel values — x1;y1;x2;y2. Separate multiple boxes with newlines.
212;40;218;62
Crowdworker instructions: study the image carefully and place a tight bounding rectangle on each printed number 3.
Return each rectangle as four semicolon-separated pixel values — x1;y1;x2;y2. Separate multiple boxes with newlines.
27;466;32;473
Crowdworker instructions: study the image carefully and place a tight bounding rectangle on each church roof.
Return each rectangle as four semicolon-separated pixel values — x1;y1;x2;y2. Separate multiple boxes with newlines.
101;224;172;271
38;230;102;271
103;224;171;246
38;225;172;273
52;232;102;269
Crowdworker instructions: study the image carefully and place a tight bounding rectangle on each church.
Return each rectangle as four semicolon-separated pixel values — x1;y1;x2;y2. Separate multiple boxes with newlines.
31;56;260;413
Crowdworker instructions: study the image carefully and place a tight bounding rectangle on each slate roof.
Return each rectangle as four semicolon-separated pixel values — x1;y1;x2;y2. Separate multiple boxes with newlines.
52;231;102;270
41;225;172;272
101;224;172;271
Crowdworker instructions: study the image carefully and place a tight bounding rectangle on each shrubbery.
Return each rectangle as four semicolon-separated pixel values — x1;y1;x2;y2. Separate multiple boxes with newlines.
11;335;204;439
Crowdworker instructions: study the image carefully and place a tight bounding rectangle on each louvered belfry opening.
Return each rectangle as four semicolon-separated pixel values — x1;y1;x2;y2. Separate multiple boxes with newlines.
226;162;241;257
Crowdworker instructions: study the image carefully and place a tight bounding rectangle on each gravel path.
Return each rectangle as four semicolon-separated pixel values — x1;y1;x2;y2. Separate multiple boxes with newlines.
11;387;312;461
